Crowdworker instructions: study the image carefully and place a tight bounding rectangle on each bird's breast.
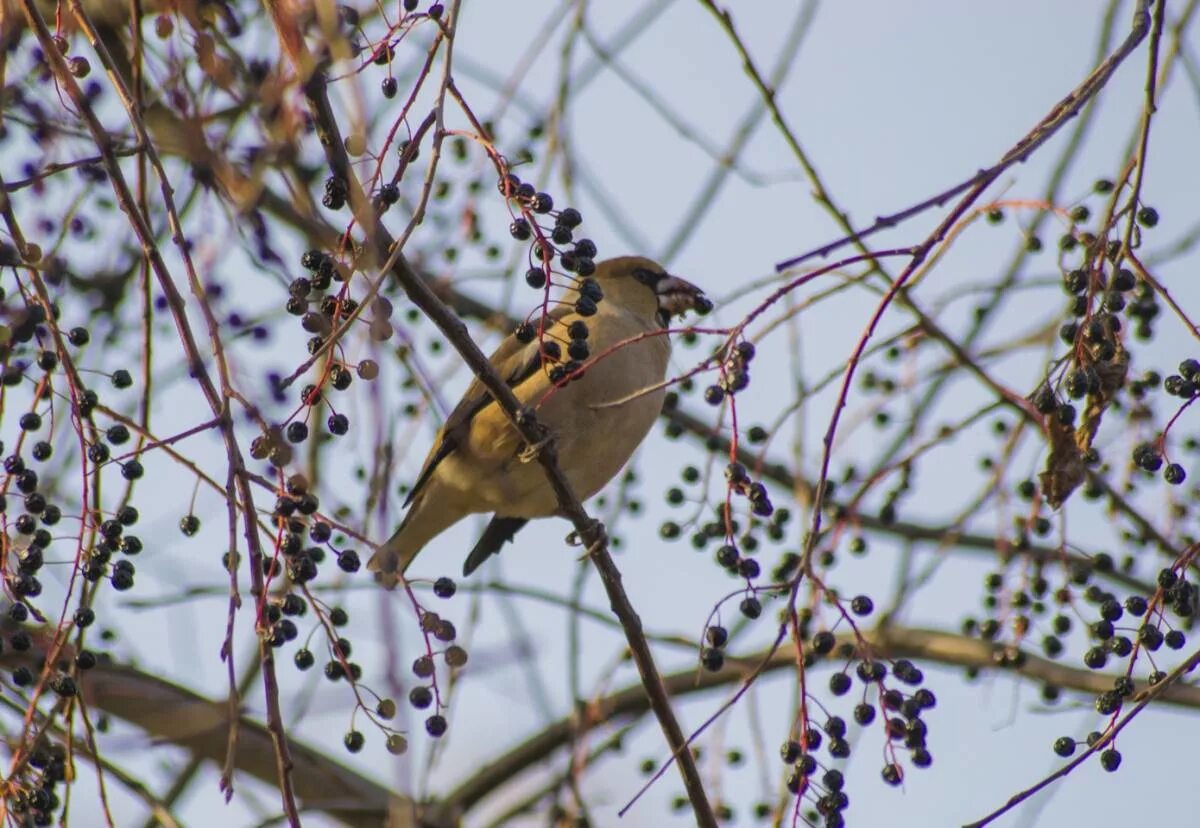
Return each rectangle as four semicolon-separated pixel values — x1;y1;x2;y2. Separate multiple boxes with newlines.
540;313;670;502
444;309;671;518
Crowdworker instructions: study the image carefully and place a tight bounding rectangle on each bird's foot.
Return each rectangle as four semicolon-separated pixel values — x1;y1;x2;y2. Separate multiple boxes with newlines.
566;519;607;556
518;435;551;463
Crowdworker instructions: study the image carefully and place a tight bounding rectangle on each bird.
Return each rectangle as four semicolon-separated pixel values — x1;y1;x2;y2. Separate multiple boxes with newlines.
367;255;711;587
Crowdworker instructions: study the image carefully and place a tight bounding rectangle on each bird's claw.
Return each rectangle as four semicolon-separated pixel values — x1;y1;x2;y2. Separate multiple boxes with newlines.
566;520;607;556
518;436;551;463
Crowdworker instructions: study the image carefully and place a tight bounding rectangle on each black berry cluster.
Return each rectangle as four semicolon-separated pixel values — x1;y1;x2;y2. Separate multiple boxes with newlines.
705;340;756;405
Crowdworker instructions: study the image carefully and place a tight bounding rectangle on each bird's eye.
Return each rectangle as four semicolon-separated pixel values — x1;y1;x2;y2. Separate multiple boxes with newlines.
633;267;661;286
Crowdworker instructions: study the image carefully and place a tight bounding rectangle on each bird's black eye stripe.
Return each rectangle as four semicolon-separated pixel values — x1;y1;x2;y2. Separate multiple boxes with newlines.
633;267;661;286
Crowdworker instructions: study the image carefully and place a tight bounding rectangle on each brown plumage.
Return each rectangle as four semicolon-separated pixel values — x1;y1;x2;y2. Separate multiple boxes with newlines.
368;256;710;586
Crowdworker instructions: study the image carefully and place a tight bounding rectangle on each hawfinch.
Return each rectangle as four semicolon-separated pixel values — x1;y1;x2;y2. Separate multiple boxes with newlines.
368;256;710;586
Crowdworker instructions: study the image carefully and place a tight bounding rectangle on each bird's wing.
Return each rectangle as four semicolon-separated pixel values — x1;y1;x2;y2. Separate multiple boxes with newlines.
404;307;573;506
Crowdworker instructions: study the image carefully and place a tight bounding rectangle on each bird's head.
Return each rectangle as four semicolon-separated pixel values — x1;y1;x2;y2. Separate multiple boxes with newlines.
588;256;712;327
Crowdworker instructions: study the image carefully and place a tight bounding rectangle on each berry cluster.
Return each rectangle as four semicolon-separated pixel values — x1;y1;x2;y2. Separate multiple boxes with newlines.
501;172;601;385
969;545;1194;775
1014;189;1191;516
322;175;349;211
7;733;69;825
287;597;413;755
724;459;774;519
776;634;936;827
656;456;792;582
271;507;470;751
0;275;153;823
263;248;383;458
704;340;756;405
0;292;147;605
1065;577;1193;675
502;173;598;278
244;453;474;751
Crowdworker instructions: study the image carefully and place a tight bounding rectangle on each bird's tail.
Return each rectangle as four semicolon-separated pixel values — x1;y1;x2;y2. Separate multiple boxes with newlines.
367;495;459;589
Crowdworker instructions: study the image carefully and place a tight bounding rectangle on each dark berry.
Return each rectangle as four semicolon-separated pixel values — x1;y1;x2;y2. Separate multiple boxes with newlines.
1099;748;1121;771
738;558;760;579
510;218;531;240
706;625;728;648
328;413;349;435
515;322;536;343
525;267;547;289
425;714;448;737
701;648;724;671
829;673;852;695
1053;736;1075;757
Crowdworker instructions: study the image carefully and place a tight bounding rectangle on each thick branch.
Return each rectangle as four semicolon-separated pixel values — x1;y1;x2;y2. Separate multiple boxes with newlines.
0;630;437;828
7;622;1187;826
445;623;1200;811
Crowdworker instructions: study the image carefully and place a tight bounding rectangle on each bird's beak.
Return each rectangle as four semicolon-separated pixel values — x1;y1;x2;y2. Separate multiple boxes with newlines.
655;274;712;319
